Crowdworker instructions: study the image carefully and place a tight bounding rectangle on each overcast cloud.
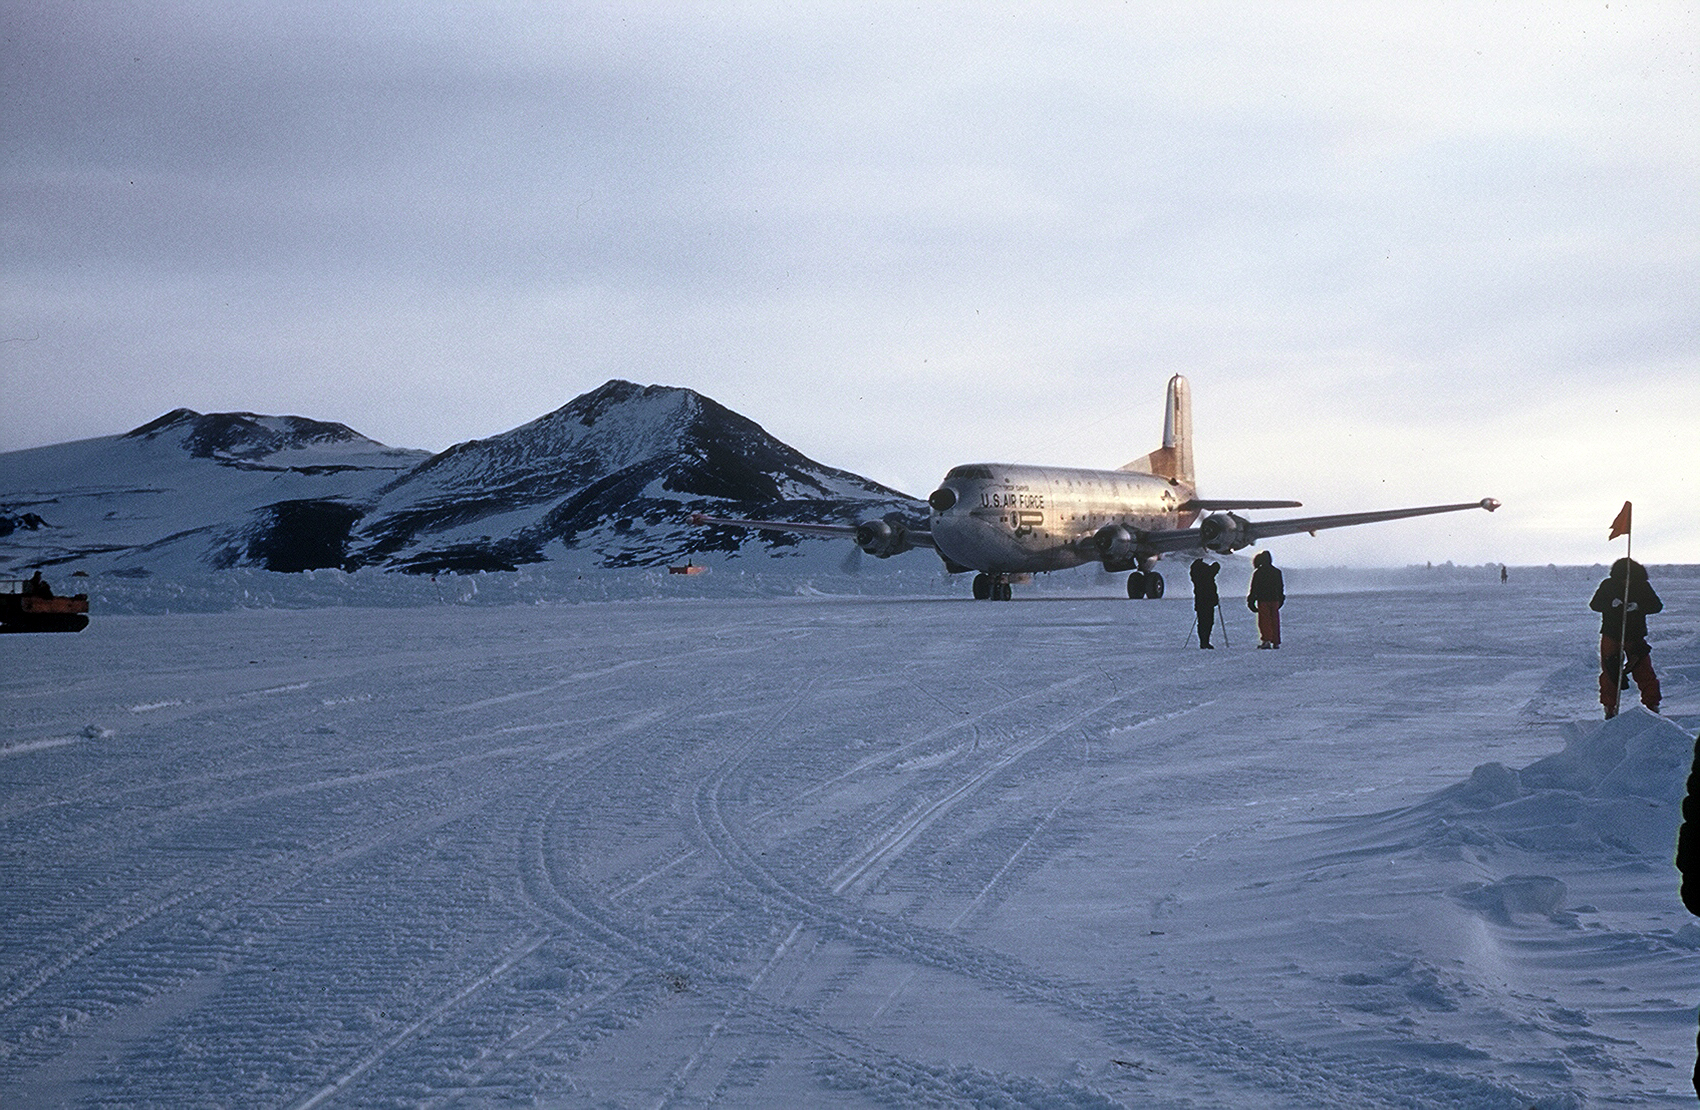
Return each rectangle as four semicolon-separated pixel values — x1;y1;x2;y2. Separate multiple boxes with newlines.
3;2;1696;564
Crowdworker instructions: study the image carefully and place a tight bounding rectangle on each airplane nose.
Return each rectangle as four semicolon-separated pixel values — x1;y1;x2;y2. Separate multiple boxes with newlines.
928;487;958;512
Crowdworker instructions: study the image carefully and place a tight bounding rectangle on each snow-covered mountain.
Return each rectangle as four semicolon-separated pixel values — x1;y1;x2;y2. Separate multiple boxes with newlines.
0;382;923;576
348;380;920;574
0;409;429;576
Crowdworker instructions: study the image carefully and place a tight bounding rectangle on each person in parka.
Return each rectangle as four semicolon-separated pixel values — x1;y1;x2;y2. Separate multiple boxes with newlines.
1588;557;1662;717
1678;731;1700;1096
1189;558;1220;649
1246;550;1285;649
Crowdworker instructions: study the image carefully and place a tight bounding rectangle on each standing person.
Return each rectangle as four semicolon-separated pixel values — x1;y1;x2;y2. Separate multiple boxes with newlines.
1588;557;1661;717
1679;732;1700;1097
1247;550;1284;649
1189;558;1220;649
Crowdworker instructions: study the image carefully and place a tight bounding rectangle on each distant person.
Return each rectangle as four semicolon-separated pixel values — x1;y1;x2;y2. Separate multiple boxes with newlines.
1589;557;1661;718
1247;550;1284;649
1189;558;1220;649
1679;732;1700;1097
27;571;50;598
1500;564;1508;584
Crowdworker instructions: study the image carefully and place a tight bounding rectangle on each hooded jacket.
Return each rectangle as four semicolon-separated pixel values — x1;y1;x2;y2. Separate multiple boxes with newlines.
1247;551;1284;608
1589;560;1662;641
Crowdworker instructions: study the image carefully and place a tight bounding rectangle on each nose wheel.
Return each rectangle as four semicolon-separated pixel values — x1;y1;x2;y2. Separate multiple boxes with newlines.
1127;571;1164;599
972;573;1014;601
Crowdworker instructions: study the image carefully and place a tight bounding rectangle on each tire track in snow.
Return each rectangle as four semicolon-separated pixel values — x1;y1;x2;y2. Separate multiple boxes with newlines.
693;713;1545;1108
0;695;672;1089
308;699;713;1104
0;766;533;1061
519;677;818;971
0;884;209;1020
756;671;1097;822
824;692;1126;897
276;745;656;1106
598;663;1067;909
650;920;807;1110
436;630;783;716
0;705;663;826
509;675;1126;1106
412;971;642;1110
290;931;553;1110
514;681;1146;1108
263;657;790;1103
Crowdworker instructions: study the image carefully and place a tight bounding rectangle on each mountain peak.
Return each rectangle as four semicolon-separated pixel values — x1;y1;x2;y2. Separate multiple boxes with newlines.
563;380;691;426
124;409;375;460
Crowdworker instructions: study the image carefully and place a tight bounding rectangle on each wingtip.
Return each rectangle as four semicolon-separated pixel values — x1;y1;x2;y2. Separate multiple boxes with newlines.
1481;498;1501;512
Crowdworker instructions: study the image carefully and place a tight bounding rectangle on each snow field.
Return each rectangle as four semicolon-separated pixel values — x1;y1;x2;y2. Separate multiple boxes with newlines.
1;569;1697;1107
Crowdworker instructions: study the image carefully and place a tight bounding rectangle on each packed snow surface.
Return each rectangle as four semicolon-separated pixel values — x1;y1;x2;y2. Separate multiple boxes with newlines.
3;567;1697;1108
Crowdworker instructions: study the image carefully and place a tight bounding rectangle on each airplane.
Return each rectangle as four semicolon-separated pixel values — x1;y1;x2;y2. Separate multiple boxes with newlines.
692;375;1498;601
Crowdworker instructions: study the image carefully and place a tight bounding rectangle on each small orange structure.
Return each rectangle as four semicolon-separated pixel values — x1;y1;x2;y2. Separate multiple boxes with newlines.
1;575;90;633
668;561;707;576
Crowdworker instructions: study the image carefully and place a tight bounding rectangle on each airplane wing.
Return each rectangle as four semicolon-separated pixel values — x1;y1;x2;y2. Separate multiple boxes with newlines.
1138;498;1500;554
1179;499;1303;511
1232;499;1500;542
690;513;937;551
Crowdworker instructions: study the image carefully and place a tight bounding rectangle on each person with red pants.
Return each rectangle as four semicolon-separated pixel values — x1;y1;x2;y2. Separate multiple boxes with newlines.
1247;550;1284;649
1589;557;1662;718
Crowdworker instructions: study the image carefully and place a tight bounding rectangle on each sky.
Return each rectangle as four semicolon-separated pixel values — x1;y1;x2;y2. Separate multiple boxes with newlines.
2;2;1696;566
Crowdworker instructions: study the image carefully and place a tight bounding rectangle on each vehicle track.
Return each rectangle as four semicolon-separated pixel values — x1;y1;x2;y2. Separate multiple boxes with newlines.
290;931;553;1110
272;689;722;1106
522;765;1147;1107
1;682;690;1099
502;676;1134;1106
0;760;548;1082
824;692;1124;897
692;707;1546;1108
509;668;1150;1102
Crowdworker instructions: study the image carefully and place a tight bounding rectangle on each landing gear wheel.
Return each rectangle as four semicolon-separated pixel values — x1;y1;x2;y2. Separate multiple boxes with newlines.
996;580;1013;601
1127;572;1147;599
972;573;992;601
1145;572;1165;599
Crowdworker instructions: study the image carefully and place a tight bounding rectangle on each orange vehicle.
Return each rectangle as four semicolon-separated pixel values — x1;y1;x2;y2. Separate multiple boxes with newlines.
1;574;89;633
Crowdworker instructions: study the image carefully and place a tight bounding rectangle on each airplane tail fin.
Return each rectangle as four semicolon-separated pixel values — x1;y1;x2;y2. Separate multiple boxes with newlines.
1119;374;1194;490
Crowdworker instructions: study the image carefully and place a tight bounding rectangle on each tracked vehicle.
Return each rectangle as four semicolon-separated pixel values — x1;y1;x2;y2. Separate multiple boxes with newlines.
1;576;89;633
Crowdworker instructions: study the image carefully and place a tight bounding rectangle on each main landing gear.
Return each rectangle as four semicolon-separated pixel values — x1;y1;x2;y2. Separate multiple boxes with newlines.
971;571;1161;601
1127;571;1165;600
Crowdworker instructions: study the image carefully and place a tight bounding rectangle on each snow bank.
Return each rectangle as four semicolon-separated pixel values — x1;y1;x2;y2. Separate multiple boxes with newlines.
1417;707;1693;858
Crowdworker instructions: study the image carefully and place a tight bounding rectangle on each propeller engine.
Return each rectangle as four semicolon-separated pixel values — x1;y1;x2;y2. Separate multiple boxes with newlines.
1092;524;1142;571
1199;512;1251;553
854;519;917;559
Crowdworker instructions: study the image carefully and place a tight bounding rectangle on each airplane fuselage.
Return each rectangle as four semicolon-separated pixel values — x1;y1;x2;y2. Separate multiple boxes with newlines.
928;463;1197;574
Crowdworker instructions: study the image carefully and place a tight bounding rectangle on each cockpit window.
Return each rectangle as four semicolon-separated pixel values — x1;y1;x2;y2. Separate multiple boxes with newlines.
946;465;993;480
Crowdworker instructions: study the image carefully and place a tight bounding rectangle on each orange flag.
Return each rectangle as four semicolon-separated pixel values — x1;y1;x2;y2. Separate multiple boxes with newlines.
1608;501;1632;540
